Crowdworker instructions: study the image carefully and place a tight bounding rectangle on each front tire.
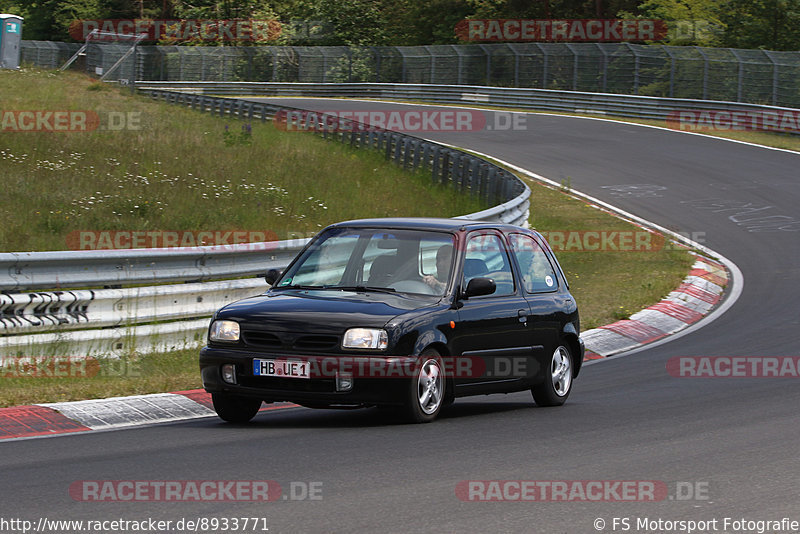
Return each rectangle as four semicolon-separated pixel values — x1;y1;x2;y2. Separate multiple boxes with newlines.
399;348;446;423
531;343;573;407
212;393;262;423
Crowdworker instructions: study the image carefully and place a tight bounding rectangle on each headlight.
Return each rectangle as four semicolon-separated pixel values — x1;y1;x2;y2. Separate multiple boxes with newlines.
209;320;240;342
342;328;388;350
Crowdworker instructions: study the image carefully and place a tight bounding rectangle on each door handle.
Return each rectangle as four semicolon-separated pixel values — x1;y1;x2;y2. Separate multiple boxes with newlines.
517;309;528;323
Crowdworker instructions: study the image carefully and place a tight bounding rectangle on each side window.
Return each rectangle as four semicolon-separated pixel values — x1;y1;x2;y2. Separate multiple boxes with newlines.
463;233;515;296
508;234;558;293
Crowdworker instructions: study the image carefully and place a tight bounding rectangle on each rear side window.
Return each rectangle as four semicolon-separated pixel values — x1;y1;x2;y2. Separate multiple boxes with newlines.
508;234;558;293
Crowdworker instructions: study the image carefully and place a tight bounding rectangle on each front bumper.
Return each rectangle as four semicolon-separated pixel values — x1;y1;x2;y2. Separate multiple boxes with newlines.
200;346;418;407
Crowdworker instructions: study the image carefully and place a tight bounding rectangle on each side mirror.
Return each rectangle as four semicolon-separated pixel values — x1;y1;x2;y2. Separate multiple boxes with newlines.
265;268;282;286
463;277;496;298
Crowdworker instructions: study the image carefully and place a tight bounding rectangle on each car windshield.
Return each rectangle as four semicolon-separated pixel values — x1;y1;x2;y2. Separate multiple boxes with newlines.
276;228;455;296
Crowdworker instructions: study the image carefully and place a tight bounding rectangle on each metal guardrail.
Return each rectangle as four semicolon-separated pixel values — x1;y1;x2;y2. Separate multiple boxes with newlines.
135;81;800;124
0;239;304;291
0;279;267;334
1;86;530;356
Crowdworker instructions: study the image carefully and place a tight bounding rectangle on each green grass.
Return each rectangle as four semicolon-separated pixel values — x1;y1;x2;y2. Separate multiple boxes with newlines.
526;180;695;330
0;70;696;407
0;351;200;407
0;69;484;252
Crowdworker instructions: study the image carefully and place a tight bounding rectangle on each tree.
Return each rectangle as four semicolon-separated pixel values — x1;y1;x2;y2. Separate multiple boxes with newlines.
718;0;800;50
620;0;725;46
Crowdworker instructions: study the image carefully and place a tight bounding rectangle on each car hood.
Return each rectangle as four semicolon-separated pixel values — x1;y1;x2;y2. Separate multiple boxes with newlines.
216;289;438;333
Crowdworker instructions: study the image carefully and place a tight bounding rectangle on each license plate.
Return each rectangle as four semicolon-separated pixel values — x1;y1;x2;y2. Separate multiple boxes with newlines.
253;359;310;379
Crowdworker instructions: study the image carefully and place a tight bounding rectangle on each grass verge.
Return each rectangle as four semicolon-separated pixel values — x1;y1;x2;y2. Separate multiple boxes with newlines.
0;69;483;252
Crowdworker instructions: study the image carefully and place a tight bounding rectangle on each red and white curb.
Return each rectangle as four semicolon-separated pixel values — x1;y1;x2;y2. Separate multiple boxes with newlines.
0;391;296;441
582;253;729;360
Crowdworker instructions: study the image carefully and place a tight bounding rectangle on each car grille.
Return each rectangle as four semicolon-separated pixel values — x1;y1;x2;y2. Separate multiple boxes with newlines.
293;335;339;350
240;329;341;352
242;331;281;348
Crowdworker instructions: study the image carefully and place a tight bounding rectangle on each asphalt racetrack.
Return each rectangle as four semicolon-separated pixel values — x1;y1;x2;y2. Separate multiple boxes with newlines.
1;98;798;534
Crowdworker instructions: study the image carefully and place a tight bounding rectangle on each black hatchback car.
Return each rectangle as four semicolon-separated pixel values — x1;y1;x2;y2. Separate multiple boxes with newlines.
200;218;583;423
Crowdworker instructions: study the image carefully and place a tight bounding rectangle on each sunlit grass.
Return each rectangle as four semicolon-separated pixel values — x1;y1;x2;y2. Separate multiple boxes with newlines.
0;68;484;252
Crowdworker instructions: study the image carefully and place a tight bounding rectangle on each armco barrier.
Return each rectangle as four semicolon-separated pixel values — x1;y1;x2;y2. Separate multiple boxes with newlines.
0;279;267;334
134;81;800;126
1;87;530;357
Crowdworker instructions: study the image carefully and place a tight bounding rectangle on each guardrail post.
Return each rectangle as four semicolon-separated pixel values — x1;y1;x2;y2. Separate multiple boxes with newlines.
479;166;490;202
404;139;415;170
393;134;403;163
451;153;462;190
468;158;479;196
382;132;390;158
411;140;422;170
441;151;451;185
432;146;441;182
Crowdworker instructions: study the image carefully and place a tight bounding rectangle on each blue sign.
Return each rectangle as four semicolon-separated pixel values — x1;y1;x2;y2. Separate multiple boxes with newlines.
6;22;19;33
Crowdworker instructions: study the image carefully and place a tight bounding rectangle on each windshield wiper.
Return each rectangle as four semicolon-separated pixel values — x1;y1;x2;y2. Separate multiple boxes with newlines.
274;284;324;290
326;285;397;293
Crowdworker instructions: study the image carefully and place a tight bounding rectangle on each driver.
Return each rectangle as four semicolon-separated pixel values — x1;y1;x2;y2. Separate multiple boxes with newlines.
423;244;453;293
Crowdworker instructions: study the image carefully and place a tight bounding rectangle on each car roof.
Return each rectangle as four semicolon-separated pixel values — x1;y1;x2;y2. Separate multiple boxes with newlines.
327;217;531;234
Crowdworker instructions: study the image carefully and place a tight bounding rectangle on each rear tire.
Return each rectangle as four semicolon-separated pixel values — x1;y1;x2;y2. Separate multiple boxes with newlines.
212;393;262;423
399;348;446;423
531;343;573;407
